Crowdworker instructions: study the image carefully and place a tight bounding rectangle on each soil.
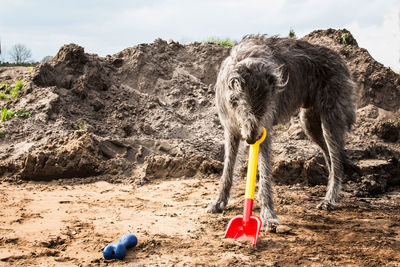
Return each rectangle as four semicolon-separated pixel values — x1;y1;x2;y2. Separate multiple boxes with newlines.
0;178;399;266
0;29;399;266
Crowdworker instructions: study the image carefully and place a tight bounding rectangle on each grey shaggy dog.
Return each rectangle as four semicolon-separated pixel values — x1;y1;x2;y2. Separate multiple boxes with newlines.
207;35;356;230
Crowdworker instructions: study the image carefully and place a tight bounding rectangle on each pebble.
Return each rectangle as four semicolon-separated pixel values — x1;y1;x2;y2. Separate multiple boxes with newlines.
276;225;292;234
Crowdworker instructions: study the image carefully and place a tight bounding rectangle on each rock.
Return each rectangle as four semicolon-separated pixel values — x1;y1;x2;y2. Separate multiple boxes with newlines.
276;225;292;234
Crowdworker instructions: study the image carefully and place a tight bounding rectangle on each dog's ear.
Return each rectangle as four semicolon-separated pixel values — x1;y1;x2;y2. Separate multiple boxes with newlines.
239;59;287;94
227;72;245;91
227;63;253;92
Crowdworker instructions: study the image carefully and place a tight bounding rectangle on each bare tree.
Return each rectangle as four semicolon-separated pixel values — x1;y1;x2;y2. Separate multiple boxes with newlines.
0;39;4;64
0;46;7;64
9;44;32;64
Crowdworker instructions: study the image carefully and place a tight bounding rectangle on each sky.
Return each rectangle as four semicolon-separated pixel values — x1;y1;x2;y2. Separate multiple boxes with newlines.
1;0;399;71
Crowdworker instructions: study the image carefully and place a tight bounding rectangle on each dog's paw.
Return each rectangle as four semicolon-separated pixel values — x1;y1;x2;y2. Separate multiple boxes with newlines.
316;200;336;211
206;200;226;213
261;218;280;232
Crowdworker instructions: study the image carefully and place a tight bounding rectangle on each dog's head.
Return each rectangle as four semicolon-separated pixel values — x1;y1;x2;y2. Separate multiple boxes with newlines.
226;57;286;144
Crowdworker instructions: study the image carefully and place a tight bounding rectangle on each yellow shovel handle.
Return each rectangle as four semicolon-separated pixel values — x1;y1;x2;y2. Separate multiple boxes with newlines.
245;128;267;199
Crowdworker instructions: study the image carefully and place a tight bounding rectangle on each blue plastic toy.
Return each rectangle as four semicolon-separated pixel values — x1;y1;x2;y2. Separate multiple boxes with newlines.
103;234;138;260
120;234;138;248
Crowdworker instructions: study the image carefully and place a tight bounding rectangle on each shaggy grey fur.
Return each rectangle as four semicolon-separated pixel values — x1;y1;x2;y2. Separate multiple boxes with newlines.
207;35;356;230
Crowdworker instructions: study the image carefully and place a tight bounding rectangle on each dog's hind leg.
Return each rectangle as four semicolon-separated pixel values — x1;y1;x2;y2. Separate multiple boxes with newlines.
258;132;280;231
300;108;331;172
207;130;240;213
318;108;347;210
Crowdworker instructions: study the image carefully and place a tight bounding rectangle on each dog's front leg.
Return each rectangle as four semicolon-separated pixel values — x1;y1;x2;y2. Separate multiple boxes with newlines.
258;135;280;231
207;130;240;213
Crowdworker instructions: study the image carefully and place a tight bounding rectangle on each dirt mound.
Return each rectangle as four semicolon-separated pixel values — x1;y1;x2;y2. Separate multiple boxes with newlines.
0;39;229;181
303;28;400;112
0;29;399;194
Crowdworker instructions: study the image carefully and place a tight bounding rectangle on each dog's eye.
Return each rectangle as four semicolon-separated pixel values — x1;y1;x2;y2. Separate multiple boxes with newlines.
228;93;239;108
226;90;239;108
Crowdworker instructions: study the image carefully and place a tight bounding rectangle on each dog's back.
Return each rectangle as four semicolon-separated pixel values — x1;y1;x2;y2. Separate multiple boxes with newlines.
220;35;356;127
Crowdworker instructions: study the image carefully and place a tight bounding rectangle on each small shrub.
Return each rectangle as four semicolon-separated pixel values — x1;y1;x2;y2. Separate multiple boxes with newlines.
0;132;4;137
288;28;296;38
341;33;348;45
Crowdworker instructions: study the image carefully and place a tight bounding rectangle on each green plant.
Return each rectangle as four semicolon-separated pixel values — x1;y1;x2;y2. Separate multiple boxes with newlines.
75;118;87;130
275;124;289;131
0;132;4;137
205;38;236;47
0;81;10;90
14;80;24;91
15;107;30;118
1;107;15;122
341;33;348;45
9;80;23;98
0;80;23;100
288;28;296;38
0;82;10;99
0;107;30;122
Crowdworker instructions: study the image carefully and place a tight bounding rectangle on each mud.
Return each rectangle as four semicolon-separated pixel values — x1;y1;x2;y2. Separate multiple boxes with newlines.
0;29;399;265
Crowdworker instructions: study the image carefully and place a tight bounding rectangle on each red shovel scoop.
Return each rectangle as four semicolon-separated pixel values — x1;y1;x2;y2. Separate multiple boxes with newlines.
225;128;267;245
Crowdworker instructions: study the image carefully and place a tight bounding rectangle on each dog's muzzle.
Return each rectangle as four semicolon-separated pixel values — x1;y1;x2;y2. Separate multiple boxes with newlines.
242;128;263;145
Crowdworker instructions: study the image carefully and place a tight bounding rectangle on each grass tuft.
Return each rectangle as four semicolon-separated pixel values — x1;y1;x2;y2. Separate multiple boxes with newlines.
15;107;30;118
275;124;289;131
205;38;236;47
75;118;87;130
1;107;15;122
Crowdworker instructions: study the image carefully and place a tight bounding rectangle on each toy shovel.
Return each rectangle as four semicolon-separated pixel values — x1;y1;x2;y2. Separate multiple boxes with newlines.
225;128;267;245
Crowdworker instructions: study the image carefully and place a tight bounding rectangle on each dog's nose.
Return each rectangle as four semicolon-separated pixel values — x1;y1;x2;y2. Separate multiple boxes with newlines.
244;129;263;145
246;137;257;145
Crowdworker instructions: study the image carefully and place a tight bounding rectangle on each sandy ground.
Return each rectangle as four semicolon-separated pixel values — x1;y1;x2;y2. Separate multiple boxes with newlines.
1;177;399;266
